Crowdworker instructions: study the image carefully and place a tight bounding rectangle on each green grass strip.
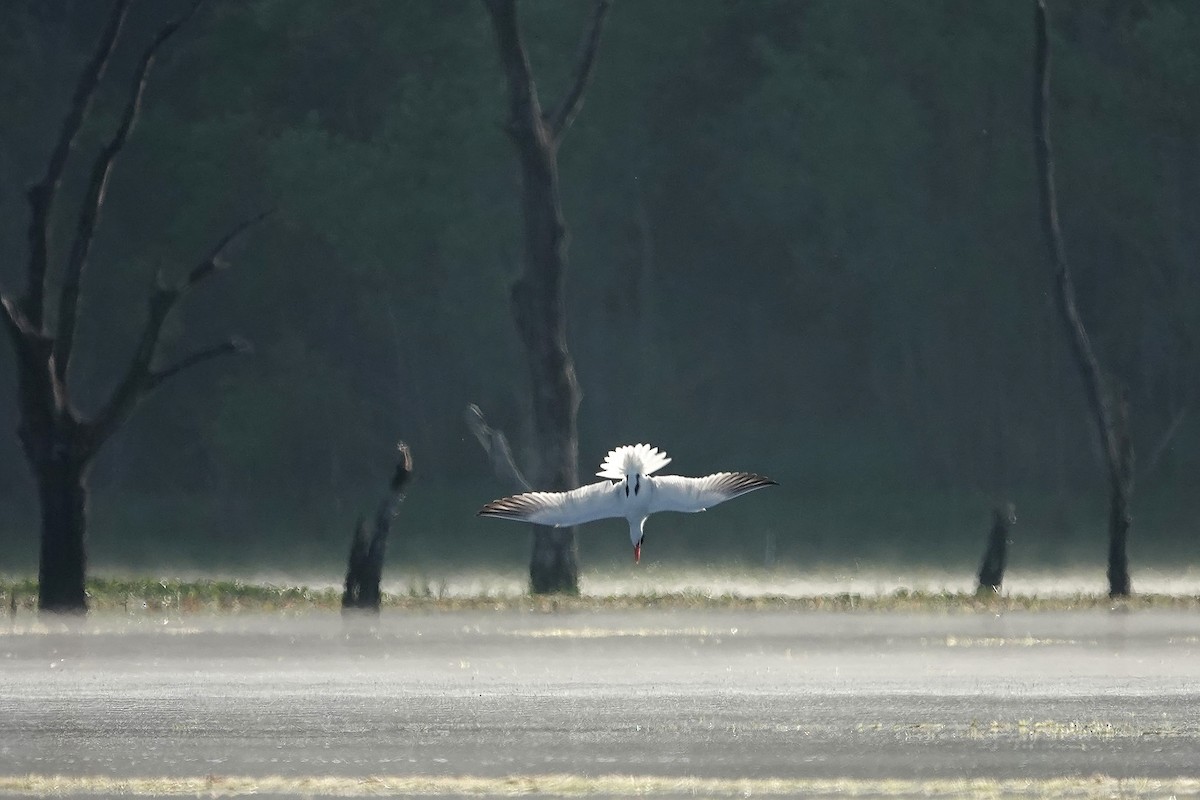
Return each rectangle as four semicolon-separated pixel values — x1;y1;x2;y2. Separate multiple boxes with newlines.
3;576;1200;615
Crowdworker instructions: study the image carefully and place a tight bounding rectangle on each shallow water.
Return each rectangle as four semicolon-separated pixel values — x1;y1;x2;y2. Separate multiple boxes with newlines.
2;608;1199;796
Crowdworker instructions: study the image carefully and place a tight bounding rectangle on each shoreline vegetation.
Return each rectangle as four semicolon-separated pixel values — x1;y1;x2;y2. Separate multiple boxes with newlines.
2;577;1199;615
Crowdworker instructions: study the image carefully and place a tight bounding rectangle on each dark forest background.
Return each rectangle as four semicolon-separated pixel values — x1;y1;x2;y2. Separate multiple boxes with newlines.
1;0;1197;577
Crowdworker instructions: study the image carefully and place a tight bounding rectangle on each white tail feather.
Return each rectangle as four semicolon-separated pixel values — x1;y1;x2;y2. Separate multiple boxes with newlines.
596;443;672;479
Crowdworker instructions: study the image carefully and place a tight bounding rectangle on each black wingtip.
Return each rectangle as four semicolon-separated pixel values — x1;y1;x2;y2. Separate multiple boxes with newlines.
478;497;531;521
737;472;777;486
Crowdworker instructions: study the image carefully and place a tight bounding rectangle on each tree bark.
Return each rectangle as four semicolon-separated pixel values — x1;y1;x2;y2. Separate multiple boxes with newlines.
481;0;610;594
36;456;90;613
1032;0;1134;597
1105;391;1133;597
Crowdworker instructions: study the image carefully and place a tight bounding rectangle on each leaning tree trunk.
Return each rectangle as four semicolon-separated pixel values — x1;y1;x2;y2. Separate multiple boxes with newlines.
976;502;1016;595
1032;0;1134;598
482;0;611;594
1;0;265;613
1105;393;1134;597
343;443;412;614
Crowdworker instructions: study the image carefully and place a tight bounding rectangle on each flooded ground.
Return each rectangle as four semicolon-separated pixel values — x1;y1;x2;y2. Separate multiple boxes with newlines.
2;608;1199;797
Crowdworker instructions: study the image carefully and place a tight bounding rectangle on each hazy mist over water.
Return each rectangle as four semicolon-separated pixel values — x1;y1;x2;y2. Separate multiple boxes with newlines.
5;606;1200;788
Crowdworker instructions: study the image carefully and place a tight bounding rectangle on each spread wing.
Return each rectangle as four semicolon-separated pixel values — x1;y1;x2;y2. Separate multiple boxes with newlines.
478;480;622;527
648;472;777;514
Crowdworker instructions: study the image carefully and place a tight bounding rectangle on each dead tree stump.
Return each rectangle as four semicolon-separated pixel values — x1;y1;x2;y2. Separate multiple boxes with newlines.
342;442;412;614
977;503;1017;595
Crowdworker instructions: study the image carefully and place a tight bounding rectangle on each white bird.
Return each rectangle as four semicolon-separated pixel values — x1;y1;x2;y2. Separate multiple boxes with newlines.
477;443;777;563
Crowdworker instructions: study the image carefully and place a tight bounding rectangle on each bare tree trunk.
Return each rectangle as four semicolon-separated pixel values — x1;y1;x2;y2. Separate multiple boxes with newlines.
976;503;1016;595
0;0;265;614
1106;393;1133;597
343;443;412;614
481;0;610;594
1032;0;1134;597
35;456;89;613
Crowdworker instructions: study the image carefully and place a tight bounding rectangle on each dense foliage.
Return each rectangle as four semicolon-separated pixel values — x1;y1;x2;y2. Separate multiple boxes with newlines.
1;0;1197;574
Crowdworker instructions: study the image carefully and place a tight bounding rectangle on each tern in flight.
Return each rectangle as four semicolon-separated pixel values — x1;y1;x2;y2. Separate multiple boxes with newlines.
477;443;777;562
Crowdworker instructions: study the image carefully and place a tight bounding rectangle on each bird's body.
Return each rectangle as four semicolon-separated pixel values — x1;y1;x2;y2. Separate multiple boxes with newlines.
477;444;776;562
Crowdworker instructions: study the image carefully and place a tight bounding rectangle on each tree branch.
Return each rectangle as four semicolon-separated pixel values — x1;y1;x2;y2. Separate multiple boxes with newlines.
147;337;249;391
0;288;60;384
391;441;414;492
186;208;274;287
481;0;542;140
2;283;59;356
466;403;532;491
1;291;33;348
1032;0;1122;481
83;280;178;451
24;0;133;330
1145;404;1186;476
83;210;266;454
545;0;611;140
54;0;204;385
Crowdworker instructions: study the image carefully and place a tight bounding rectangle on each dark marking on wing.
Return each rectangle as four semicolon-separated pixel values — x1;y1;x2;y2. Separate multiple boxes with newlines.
478;494;543;520
717;472;778;496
